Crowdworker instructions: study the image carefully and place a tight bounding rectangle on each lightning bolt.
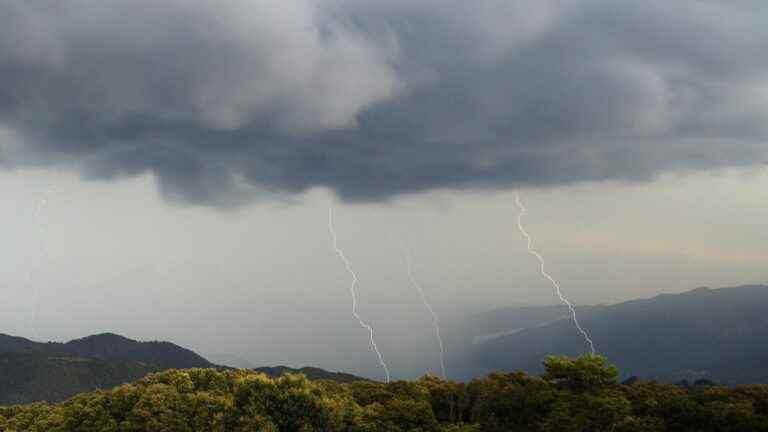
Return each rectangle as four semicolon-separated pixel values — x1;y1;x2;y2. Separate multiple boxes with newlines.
328;205;391;383
403;247;447;379
514;192;596;355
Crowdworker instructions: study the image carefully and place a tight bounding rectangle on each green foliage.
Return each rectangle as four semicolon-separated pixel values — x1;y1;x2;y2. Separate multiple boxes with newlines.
3;356;768;431
467;371;554;431
418;375;468;424
542;355;619;392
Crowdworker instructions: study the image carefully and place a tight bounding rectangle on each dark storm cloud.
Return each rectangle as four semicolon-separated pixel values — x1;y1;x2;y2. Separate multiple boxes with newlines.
1;0;767;203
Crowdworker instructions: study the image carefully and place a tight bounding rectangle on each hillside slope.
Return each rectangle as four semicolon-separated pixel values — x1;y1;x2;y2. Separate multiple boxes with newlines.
0;332;369;404
0;332;212;369
470;285;768;384
0;333;212;404
0;352;157;405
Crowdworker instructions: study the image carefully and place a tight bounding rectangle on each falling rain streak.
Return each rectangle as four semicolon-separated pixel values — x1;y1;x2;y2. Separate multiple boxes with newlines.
403;247;447;379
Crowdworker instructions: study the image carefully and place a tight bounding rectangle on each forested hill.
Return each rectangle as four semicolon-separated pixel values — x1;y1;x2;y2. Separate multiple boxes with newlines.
0;351;157;406
0;332;212;369
3;355;768;431
0;333;213;405
0;332;370;405
252;365;369;383
468;284;768;384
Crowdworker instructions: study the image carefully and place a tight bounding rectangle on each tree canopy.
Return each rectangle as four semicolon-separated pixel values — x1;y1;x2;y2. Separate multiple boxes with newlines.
1;355;767;431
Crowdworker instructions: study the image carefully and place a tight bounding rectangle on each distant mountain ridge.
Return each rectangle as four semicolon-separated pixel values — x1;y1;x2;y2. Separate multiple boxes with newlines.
0;332;369;404
0;332;213;404
4;284;768;405
0;332;212;369
467;284;768;384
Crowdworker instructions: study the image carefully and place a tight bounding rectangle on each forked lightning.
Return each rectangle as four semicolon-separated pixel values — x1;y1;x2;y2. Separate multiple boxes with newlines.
328;205;391;382
514;192;596;355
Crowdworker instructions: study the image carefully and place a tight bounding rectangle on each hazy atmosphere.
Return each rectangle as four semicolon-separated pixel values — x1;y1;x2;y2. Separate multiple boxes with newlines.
1;0;767;382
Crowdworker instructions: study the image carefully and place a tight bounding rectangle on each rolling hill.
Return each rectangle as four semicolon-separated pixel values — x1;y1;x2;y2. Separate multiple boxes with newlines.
0;351;157;405
0;332;213;369
467;284;768;384
0;333;212;404
4;284;768;405
0;332;368;404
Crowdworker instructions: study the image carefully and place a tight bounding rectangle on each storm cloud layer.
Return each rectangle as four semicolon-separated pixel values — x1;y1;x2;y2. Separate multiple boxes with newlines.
1;0;767;204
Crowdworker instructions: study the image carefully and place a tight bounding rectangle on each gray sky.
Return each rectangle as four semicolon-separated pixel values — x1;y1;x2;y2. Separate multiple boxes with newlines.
0;0;767;379
0;167;765;379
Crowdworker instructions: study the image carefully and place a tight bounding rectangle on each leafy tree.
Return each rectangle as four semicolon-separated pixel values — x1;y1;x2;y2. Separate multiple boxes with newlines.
542;355;619;392
3;357;768;431
418;375;469;424
468;370;554;431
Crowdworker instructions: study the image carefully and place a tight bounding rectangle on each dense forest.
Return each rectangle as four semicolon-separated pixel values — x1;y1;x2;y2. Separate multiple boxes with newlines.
2;355;767;431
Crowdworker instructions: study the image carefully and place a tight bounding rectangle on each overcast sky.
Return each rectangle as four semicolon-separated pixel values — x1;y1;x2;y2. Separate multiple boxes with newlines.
0;0;766;380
